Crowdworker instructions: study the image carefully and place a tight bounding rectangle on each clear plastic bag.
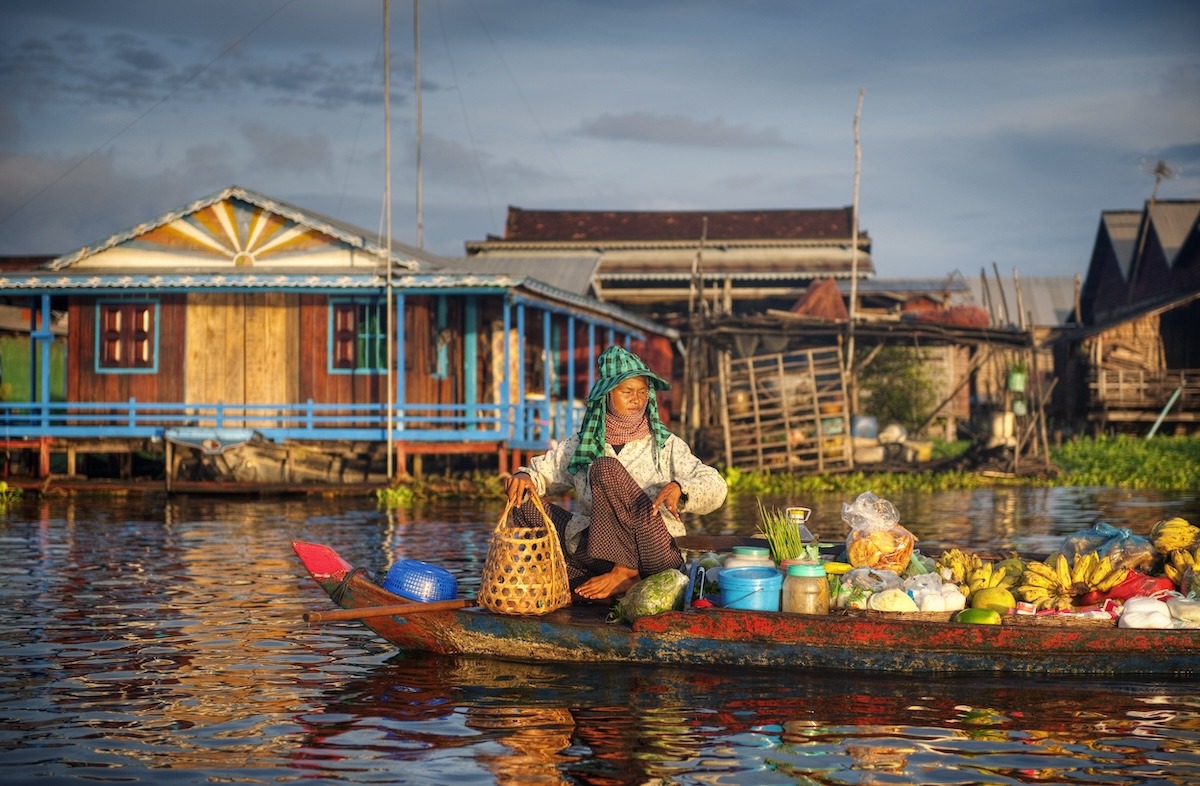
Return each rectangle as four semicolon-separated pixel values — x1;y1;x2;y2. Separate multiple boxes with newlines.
842;491;916;572
610;569;688;624
1057;522;1155;573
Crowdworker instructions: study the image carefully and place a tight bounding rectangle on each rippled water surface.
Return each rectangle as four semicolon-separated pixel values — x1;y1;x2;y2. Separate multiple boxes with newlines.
1;488;1198;785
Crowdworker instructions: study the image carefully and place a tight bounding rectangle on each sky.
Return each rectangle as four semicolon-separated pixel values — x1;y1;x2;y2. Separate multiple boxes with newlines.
1;0;1198;281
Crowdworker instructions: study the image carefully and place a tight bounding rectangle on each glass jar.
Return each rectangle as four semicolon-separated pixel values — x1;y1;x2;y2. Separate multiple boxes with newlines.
723;545;774;570
782;562;829;615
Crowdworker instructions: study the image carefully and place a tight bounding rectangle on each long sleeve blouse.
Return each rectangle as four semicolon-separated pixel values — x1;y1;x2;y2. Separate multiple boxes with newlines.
518;432;728;554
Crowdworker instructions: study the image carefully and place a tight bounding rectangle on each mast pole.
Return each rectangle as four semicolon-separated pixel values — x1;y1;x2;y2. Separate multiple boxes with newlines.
384;0;395;480
414;0;423;249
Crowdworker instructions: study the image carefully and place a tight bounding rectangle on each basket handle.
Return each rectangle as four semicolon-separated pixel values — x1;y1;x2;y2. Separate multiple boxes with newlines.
495;492;556;534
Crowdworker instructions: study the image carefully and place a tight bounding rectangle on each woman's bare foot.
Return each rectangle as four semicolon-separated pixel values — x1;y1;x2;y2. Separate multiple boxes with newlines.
574;565;639;601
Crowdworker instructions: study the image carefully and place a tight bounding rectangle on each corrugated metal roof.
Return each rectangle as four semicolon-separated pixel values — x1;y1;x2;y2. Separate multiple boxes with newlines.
966;275;1079;328
839;276;970;295
1102;211;1140;279
1148;201;1200;267
443;253;600;296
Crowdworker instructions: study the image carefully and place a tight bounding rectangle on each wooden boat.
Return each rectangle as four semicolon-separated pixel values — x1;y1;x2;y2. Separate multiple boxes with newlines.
293;540;1200;676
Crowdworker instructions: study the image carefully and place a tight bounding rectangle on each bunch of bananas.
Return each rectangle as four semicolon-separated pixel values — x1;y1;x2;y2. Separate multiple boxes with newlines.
935;548;1016;601
1163;545;1200;588
936;548;980;598
995;553;1026;586
1015;552;1129;611
966;561;1014;598
1151;517;1199;555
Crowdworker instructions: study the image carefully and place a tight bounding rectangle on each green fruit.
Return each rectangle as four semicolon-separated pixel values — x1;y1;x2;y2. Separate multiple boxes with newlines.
955;608;1002;625
971;587;1016;613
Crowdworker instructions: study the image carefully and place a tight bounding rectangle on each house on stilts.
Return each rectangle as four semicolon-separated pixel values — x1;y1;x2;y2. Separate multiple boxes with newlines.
1058;199;1200;434
0;186;677;490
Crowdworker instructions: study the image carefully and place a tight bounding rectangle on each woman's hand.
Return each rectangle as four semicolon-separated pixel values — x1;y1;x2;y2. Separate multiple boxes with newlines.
652;480;683;518
504;472;534;505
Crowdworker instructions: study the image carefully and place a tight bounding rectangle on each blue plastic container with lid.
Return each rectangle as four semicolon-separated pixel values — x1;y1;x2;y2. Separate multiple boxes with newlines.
382;559;458;602
719;565;783;611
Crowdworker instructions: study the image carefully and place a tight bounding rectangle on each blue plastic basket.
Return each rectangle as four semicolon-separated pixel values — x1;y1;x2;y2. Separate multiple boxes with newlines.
382;559;458;602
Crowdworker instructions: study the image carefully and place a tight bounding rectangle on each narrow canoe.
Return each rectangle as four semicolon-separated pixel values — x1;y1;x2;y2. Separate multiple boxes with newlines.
293;540;1200;677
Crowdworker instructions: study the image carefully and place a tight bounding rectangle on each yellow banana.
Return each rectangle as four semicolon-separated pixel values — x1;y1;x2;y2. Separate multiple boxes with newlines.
1048;593;1075;612
1017;585;1051;604
1088;555;1113;588
990;565;1008;588
1152;517;1200;554
1021;571;1057;589
1075;556;1094;588
1071;552;1094;586
1096;567;1129;592
1025;561;1058;581
1055;554;1072;589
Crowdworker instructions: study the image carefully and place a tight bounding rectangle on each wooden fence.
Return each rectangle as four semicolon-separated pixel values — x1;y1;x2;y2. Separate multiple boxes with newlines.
707;347;852;472
1089;368;1200;427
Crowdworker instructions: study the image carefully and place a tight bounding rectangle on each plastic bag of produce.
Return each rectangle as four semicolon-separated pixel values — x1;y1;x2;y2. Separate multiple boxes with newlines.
610;569;689;624
1096;530;1155;572
1055;522;1119;560
842;491;916;572
1056;523;1154;572
1118;596;1173;629
843;566;902;593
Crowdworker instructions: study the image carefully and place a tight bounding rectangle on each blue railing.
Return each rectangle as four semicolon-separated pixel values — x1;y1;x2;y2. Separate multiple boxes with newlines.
0;398;586;449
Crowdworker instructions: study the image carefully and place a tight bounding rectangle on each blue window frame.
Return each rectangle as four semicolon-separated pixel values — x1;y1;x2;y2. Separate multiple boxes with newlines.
330;298;386;373
96;300;158;374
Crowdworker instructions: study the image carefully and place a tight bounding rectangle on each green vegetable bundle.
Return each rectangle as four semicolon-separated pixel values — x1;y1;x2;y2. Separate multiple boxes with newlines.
756;498;813;563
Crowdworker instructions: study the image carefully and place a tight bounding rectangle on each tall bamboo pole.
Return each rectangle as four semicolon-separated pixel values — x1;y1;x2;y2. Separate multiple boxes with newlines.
846;89;864;413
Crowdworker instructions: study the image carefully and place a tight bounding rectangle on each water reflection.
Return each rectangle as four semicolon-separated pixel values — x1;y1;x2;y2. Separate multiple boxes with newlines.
1;489;1198;785
294;656;1200;785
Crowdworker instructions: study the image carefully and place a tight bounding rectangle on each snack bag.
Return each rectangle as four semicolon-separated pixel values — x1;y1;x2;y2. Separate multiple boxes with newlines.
841;491;916;572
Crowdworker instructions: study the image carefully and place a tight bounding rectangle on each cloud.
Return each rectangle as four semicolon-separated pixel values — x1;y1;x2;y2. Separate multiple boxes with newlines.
239;123;333;177
0;25;394;113
575;111;791;148
0;150;208;255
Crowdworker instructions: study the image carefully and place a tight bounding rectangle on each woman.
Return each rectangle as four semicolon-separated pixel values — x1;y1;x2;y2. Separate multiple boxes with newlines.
504;346;727;601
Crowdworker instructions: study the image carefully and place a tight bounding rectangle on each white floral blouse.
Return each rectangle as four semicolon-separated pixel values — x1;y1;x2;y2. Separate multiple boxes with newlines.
518;432;728;554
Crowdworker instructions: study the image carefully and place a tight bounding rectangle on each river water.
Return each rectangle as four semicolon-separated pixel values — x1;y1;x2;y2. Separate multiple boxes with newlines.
2;487;1199;785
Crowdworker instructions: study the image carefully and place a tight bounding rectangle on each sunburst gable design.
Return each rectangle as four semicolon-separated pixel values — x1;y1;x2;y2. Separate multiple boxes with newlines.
48;186;408;273
130;198;333;266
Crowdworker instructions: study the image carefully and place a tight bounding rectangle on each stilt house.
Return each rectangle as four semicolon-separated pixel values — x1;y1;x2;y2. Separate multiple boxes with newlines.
1065;200;1200;434
0;187;676;488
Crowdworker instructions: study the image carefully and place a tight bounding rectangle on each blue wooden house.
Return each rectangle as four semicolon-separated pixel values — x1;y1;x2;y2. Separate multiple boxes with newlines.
0;186;677;488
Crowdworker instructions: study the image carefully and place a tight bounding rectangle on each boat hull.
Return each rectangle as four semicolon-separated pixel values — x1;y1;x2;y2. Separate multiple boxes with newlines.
293;541;1200;676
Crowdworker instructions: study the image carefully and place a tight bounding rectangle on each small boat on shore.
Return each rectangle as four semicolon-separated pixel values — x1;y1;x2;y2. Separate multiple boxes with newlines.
293;540;1200;677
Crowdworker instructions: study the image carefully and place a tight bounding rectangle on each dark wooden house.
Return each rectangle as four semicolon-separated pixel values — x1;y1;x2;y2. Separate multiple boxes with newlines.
1065;200;1200;433
0;187;676;488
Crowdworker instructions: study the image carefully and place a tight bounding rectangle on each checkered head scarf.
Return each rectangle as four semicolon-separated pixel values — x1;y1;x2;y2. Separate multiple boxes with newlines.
567;346;672;475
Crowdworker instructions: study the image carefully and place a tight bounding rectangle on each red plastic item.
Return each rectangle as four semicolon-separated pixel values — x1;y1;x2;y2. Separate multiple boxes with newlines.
1098;572;1175;603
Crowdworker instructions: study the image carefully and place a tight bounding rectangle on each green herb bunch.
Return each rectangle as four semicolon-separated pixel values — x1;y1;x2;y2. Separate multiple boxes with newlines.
755;497;816;563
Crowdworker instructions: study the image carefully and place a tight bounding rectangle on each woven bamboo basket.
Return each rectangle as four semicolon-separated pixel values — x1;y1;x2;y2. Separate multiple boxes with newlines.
835;608;956;623
477;494;572;616
1002;612;1116;628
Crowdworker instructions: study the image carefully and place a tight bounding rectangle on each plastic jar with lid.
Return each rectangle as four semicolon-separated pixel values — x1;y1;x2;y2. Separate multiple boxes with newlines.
782;562;830;615
723;545;774;570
